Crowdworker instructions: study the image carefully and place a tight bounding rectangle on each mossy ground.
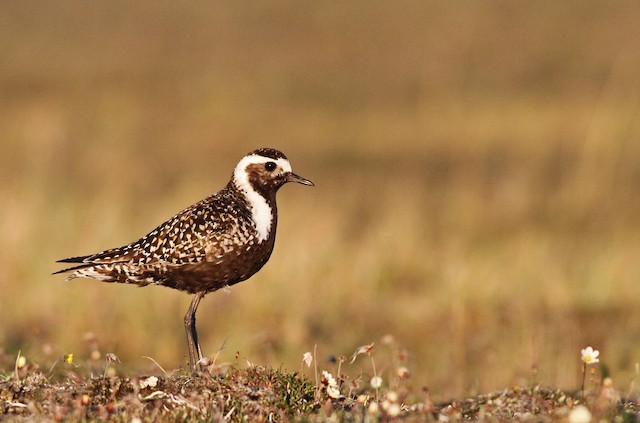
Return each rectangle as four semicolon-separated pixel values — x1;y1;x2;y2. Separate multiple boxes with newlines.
2;363;639;422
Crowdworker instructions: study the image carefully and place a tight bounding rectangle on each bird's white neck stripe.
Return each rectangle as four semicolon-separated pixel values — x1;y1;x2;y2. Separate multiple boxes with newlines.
233;155;291;242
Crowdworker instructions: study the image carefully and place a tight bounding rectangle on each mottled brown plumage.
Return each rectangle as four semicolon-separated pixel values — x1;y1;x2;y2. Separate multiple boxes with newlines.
55;148;314;371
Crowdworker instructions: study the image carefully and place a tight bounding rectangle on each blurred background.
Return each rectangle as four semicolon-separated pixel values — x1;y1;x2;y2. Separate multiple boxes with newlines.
2;1;640;400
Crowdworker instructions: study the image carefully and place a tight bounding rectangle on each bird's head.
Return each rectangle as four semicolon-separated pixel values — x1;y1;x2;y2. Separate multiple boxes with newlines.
233;148;314;200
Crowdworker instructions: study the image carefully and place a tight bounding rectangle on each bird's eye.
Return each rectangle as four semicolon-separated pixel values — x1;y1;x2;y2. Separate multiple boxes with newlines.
265;161;277;171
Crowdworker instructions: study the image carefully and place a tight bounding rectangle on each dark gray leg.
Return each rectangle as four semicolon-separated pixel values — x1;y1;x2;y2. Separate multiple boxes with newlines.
184;291;205;372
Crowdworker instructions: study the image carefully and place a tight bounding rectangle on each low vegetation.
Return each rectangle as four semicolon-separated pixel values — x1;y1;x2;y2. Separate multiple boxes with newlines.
2;346;639;421
2;365;315;421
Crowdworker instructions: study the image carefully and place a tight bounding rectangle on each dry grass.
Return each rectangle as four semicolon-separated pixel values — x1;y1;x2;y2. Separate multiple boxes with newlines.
1;349;638;421
2;1;640;414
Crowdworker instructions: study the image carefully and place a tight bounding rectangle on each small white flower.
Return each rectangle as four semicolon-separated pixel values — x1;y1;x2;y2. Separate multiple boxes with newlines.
386;402;401;417
581;346;600;364
370;376;383;389
321;370;341;399
568;405;592;423
139;376;159;389
322;370;336;386
326;385;341;399
302;352;313;368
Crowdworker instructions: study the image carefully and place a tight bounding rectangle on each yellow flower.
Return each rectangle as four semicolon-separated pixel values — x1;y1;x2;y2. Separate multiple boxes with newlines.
16;356;27;369
64;354;74;364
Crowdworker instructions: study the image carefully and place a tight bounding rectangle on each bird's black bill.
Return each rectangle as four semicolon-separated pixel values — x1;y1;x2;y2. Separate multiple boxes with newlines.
285;172;314;186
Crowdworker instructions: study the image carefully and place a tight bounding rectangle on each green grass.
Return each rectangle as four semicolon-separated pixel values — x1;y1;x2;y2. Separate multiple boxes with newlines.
2;0;640;407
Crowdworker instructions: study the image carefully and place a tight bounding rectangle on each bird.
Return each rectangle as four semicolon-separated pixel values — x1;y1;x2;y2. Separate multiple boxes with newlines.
54;148;314;372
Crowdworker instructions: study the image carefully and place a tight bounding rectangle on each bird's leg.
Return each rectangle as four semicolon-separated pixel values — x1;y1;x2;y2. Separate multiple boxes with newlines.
184;291;205;372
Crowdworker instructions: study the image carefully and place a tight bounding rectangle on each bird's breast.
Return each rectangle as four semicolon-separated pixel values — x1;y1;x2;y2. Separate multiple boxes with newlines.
166;235;276;293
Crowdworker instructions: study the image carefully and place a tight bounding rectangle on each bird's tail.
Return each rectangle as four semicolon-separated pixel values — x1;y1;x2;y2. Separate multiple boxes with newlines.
52;255;93;276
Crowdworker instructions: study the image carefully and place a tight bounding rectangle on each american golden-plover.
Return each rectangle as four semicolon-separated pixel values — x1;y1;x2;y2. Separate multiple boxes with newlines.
55;148;314;372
